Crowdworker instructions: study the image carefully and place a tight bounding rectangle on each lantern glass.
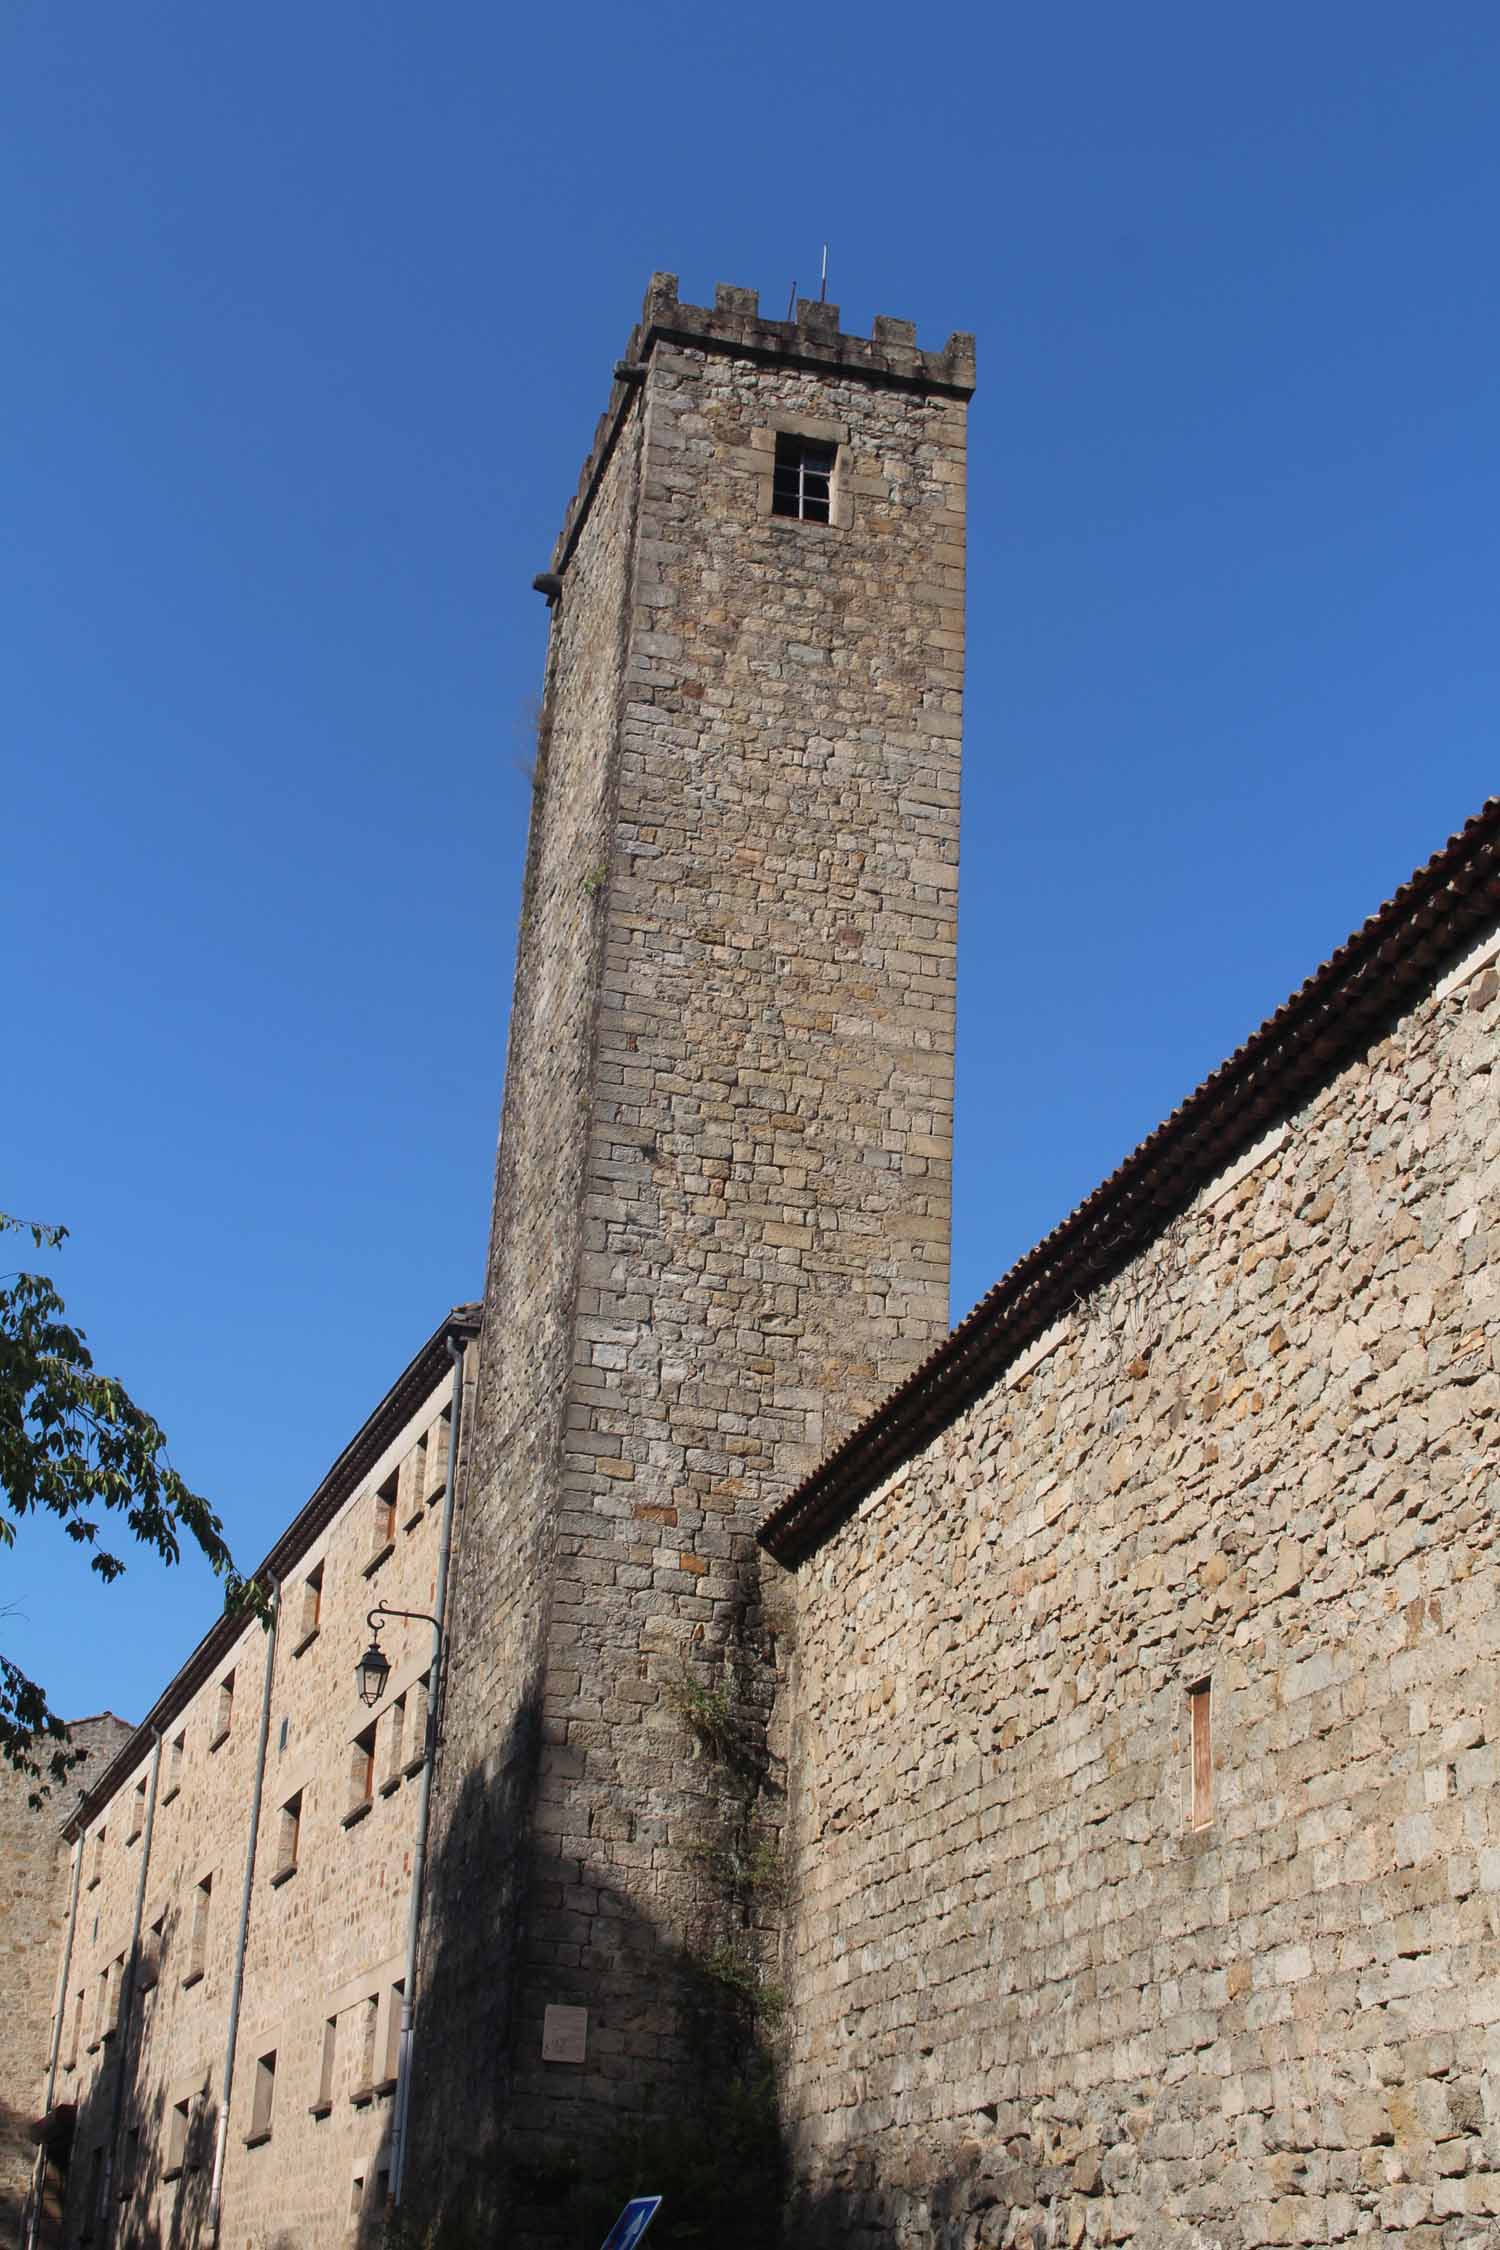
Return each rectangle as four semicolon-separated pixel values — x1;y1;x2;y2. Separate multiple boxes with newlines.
356;1641;390;1708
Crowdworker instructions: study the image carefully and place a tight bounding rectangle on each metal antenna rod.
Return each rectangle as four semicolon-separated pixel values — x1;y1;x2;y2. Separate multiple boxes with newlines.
785;279;797;321
819;244;828;303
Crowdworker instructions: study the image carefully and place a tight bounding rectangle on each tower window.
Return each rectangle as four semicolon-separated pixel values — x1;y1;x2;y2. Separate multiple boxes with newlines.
1188;1678;1213;1829
772;431;836;523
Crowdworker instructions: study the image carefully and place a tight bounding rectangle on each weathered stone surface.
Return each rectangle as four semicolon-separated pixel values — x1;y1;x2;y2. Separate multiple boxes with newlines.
415;275;970;2226
781;939;1500;2250
1;1716;131;2245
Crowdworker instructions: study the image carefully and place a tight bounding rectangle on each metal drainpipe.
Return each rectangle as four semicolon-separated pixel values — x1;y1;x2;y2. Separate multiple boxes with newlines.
99;1728;162;2237
23;1831;85;2250
388;1332;467;2207
208;1581;279;2242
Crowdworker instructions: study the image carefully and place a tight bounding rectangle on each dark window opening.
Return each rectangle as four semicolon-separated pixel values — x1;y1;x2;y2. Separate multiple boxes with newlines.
772;432;835;523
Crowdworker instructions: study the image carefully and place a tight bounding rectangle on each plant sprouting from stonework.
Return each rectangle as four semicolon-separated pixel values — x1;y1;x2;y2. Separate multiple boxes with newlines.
666;1654;742;1764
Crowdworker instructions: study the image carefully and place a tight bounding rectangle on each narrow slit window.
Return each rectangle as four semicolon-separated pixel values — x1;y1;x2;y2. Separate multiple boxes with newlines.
140;1913;165;1991
248;2050;276;2143
425;1407;451;1506
314;2014;338;2114
165;2097;191;2178
346;1723;377;1821
381;1980;404;2089
274;1791;302;1880
165;1729;185;1800
1188;1679;1213;1829
211;1672;234;1749
372;1470;398;1557
127;1776;146;1844
771;431;836;523
355;1991;379;2097
299;1562;324;1647
185;1874;211;1984
383;1696;406;1789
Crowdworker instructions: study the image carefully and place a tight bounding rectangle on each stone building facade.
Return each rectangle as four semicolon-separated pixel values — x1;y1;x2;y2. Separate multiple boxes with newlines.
2;1717;132;2247
18;1308;475;2250
11;269;1500;2250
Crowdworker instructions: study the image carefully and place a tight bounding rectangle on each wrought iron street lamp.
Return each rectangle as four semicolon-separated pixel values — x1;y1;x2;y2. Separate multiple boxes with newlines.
356;1604;441;1709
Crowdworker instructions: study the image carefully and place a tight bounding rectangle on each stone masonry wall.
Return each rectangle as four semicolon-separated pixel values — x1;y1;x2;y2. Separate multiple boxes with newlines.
782;931;1500;2250
52;1354;463;2250
413;345;648;2208
1;1714;131;2249
415;276;973;2231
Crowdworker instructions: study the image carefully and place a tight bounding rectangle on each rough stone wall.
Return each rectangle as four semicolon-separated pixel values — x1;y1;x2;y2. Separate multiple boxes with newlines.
0;1714;131;2249
415;276;972;2225
783;932;1500;2250
413;354;648;2205
52;1362;461;2250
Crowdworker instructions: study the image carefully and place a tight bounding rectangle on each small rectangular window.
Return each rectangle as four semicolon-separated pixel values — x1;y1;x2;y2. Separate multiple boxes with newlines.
1188;1679;1213;1829
165;1730;185;1801
165;2097;192;2178
273;1791;302;1882
356;1990;379;2096
117;2125;138;2202
247;2050;276;2144
66;1986;83;2069
87;1827;105;1889
140;1913;165;1991
371;1471;398;1560
81;2145;103;2242
772;430;836;523
380;1981;404;2091
404;1672;431;1776
185;1874;211;1985
211;1672;234;1750
126;1775;146;1844
382;1696;406;1791
313;2014;338;2116
400;1435;426;1528
297;1562;324;1650
350;2173;366;2224
344;1724;377;1823
424;1407;452;1506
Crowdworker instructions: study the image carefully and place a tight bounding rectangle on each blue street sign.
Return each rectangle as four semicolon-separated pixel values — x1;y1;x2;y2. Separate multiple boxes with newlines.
598;2195;662;2250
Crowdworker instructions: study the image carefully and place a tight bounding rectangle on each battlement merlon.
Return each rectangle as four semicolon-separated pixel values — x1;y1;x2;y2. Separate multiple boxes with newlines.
543;271;977;580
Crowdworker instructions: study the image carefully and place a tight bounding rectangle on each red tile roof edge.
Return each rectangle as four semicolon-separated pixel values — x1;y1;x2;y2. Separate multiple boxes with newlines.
759;799;1500;1569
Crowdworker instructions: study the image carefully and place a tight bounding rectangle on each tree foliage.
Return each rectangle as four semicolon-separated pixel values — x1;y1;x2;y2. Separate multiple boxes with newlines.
1;1213;252;1800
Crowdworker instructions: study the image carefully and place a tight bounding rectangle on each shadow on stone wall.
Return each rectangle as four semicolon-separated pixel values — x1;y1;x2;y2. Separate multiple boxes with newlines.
398;1673;788;2250
37;1896;223;2250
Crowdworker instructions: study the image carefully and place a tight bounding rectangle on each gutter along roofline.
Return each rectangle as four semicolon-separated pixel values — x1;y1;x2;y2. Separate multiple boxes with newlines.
61;1302;481;1841
759;798;1500;1570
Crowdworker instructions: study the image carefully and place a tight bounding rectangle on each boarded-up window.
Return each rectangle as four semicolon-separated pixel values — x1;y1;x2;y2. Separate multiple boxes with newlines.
274;1792;302;1880
185;1875;211;1984
298;1562;324;1647
248;2050;276;2142
346;1725;376;1821
1188;1679;1213;1829
314;2015;338;2114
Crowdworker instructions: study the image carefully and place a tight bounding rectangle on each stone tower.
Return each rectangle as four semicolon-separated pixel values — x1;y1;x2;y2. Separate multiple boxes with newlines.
413;274;974;2231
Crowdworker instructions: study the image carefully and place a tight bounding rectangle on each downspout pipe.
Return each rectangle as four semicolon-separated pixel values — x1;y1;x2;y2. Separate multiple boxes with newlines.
100;1728;163;2235
388;1331;467;2207
23;1832;85;2250
208;1581;279;2242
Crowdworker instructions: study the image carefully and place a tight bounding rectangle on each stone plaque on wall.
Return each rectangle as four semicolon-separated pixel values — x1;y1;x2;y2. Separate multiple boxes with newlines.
541;2004;588;2063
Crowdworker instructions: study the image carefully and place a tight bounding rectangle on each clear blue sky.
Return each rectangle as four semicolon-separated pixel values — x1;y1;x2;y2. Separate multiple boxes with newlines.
3;3;1496;1727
